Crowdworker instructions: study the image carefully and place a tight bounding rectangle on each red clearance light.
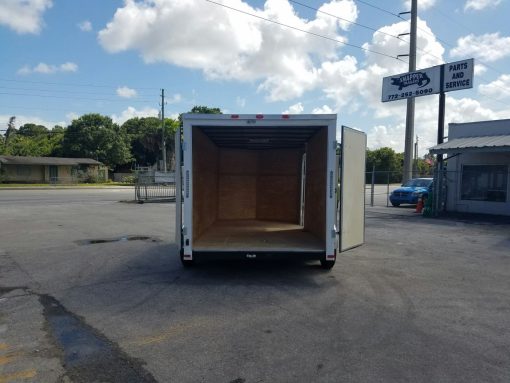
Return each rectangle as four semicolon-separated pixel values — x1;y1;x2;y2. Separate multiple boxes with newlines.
255;114;264;119
282;114;290;119
231;114;239;119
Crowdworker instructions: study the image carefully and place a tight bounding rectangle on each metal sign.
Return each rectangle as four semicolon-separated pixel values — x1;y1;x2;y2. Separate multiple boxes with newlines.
382;65;441;102
443;58;474;93
381;58;474;102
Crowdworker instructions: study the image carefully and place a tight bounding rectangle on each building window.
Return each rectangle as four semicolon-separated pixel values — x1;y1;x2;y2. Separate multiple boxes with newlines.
16;165;31;176
461;165;508;202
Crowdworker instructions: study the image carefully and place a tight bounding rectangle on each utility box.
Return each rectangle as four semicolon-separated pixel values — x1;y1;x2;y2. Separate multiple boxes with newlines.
175;114;366;269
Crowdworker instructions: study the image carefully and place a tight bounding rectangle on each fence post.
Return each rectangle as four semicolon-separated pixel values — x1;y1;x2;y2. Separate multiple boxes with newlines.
386;171;390;207
371;165;375;207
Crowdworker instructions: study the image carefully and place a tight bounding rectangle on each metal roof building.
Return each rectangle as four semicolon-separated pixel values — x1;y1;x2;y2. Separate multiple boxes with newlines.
429;119;510;216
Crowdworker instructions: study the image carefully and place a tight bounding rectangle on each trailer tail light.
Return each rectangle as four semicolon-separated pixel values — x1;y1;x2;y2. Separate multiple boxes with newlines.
256;114;264;119
282;114;290;119
231;114;239;119
326;249;337;260
183;254;192;260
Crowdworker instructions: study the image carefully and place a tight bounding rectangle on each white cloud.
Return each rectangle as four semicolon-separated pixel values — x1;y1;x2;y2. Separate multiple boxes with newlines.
99;0;358;101
450;33;510;62
284;102;304;114
116;86;138;98
403;0;436;10
111;106;159;125
474;64;487;75
59;62;78;72
66;112;80;122
312;105;334;114
78;20;92;32
464;0;501;11
0;0;52;34
17;62;78;75
478;74;510;99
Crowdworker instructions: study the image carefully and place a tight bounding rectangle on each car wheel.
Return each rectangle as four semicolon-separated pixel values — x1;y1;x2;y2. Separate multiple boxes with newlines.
391;202;400;207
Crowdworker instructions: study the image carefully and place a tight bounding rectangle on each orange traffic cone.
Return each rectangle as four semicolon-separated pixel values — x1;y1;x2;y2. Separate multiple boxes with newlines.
415;197;424;213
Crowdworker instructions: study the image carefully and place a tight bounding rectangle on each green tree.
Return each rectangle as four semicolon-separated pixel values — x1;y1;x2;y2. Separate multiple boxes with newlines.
18;123;48;137
366;147;403;183
123;116;179;168
178;105;222;126
62;114;131;168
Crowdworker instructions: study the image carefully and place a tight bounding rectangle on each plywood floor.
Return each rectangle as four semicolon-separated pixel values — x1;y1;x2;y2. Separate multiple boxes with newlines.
193;220;324;252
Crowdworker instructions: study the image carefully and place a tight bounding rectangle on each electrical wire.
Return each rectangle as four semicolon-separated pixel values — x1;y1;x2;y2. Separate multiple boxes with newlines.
0;91;155;104
0;77;159;91
204;0;405;62
353;0;404;19
288;0;403;41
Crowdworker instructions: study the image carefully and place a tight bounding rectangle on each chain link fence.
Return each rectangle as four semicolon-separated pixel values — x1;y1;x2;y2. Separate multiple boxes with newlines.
365;169;434;208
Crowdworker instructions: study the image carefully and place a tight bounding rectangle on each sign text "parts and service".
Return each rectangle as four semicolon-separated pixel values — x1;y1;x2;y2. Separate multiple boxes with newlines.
443;59;474;92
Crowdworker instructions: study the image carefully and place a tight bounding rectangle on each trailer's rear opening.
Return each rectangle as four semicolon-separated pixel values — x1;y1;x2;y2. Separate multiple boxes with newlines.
192;124;327;254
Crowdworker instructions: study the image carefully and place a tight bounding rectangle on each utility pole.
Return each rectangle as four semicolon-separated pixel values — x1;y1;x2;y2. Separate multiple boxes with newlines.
160;88;167;172
400;0;418;183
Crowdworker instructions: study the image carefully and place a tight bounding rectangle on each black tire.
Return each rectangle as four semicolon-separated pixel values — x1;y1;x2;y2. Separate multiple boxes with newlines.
320;259;335;270
391;202;400;207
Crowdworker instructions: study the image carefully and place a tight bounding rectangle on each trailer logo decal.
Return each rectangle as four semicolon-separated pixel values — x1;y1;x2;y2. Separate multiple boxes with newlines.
391;72;430;90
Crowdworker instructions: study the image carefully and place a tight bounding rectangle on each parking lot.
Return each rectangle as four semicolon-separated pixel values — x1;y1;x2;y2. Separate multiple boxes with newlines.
1;189;509;383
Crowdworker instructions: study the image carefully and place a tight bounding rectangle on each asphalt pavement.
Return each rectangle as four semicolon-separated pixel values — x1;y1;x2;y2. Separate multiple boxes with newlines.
0;189;509;383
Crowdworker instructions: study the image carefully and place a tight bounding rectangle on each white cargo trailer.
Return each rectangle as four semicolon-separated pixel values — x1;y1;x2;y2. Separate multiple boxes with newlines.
175;114;366;269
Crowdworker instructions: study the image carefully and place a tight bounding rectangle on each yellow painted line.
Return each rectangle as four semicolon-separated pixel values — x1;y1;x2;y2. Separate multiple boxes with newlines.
130;319;209;346
0;352;23;366
0;369;36;383
131;323;193;346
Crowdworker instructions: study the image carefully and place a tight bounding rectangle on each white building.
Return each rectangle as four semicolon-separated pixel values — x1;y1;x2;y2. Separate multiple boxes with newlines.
429;119;510;216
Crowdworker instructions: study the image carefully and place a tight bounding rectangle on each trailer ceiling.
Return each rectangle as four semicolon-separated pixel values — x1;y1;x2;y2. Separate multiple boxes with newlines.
197;125;325;149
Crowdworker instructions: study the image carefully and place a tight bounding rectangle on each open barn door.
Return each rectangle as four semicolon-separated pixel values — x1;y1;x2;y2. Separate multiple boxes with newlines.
338;126;366;252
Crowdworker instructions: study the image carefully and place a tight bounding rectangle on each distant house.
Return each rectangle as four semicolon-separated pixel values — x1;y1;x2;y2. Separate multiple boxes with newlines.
0;156;107;184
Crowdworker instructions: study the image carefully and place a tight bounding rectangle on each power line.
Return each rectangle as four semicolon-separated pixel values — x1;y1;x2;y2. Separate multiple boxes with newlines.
0;77;159;91
289;0;403;41
353;0;403;19
204;0;405;62
0;86;159;98
0;91;155;104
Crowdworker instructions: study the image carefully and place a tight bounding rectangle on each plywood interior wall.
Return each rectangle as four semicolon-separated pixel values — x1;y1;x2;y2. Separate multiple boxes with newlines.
218;149;258;220
217;148;301;223
304;128;327;241
256;149;301;223
192;127;219;239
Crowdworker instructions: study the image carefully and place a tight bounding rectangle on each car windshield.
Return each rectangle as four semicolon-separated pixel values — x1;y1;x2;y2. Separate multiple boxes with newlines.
402;179;432;188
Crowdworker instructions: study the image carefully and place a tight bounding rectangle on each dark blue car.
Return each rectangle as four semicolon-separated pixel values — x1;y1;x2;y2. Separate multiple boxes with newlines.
390;178;433;207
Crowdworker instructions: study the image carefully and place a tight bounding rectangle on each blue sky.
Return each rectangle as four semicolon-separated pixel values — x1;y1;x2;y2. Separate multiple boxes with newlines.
1;0;510;155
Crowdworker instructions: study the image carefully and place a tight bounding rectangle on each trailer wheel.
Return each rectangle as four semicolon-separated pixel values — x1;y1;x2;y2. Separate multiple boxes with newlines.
320;259;335;270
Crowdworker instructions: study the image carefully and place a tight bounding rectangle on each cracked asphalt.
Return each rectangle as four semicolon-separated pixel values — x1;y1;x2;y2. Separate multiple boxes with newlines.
0;188;509;382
